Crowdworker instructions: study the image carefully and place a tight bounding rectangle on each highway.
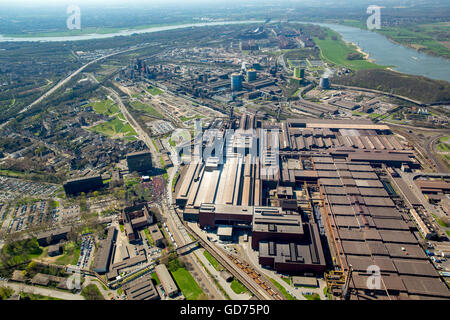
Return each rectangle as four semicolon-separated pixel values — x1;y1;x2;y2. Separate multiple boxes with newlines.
0;44;157;130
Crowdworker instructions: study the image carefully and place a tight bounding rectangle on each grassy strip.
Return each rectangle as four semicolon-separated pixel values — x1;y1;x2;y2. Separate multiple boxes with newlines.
196;256;231;300
281;277;291;286
151;272;160;285
19;292;63;300
303;293;321;300
203;251;223;271
268;277;296;300
144;228;155;246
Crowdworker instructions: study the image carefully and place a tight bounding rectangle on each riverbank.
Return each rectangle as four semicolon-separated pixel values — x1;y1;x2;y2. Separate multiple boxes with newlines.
0;20;263;42
313;28;386;71
330;19;450;61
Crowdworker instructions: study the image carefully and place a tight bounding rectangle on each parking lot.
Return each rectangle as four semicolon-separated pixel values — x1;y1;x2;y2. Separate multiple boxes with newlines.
4;201;50;234
77;235;95;269
146;120;175;136
0;176;59;200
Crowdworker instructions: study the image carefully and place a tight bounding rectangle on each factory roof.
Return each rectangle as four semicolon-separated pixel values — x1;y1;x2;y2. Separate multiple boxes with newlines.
393;259;439;278
124;276;159;300
253;213;304;235
155;264;178;296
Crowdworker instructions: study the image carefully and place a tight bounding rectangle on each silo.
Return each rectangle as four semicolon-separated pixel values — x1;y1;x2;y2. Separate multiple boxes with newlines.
247;69;257;82
319;77;330;89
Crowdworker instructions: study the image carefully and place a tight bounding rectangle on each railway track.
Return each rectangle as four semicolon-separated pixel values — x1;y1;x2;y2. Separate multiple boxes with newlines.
183;223;284;300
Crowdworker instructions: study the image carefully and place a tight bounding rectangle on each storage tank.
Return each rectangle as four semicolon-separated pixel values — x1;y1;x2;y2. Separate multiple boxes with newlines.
319;77;330;89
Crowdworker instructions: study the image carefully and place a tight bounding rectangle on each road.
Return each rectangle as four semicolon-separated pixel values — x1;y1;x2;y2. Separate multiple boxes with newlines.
0;280;84;300
160;203;225;300
103;86;161;170
196;247;252;300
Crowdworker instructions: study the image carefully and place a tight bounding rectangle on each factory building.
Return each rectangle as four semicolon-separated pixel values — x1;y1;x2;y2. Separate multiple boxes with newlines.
127;151;153;173
93;227;117;274
36;226;72;247
231;73;243;91
293;67;305;79
247;69;257;82
63;175;104;196
123;275;160;300
252;210;326;273
120;203;154;243
173;117;449;297
155;264;179;297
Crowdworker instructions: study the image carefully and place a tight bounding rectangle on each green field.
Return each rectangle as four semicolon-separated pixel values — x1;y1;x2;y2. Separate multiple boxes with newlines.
130;101;164;118
314;29;386;70
151;272;160;285
180;114;204;122
230;279;248;294
145;86;164;96
171;267;204;300
54;241;81;266
89;99;120;116
81;283;104;300
90;116;137;140
437;137;450;152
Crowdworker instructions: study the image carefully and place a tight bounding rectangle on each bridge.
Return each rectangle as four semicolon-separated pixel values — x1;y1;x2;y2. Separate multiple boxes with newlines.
168;240;199;255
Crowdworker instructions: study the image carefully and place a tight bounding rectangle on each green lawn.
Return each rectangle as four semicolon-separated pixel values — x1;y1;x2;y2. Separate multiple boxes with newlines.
314;29;386;70
145;86;163;96
151;272;160;285
437;137;450;152
180;115;204;122
90;99;119;116
19;292;63;300
170;267;204;300
130;101;164;118
54;241;81;266
90;116;137;140
81;284;104;300
303;293;321;300
230;279;248;294
144;228;155;246
268;277;296;300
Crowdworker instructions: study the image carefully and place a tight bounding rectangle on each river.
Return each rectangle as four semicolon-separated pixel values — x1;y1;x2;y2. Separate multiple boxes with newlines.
0;20;449;82
311;22;450;82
